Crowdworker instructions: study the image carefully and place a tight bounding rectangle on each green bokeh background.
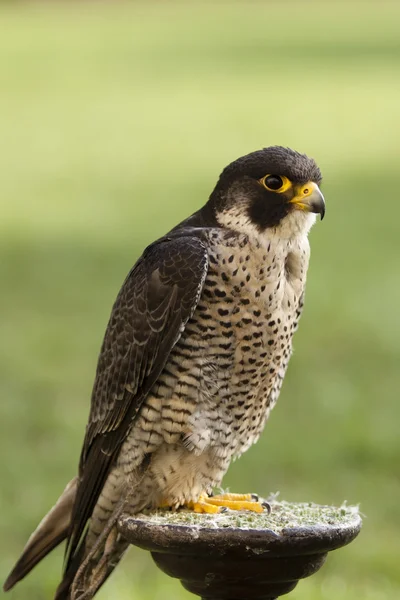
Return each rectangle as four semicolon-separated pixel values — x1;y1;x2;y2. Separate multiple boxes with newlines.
1;2;399;599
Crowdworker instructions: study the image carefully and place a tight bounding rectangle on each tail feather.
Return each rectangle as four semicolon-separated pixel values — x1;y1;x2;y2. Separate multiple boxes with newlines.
53;544;85;600
4;477;78;592
54;535;129;600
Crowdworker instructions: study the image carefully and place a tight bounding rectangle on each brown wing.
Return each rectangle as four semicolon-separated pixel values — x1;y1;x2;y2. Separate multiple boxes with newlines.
66;235;209;565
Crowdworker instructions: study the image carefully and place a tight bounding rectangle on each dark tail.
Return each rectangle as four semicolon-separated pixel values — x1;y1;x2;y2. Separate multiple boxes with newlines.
55;497;129;600
3;477;78;593
54;533;128;600
53;546;85;600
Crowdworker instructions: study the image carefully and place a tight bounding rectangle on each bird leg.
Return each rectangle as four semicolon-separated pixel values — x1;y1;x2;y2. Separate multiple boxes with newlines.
188;492;270;514
74;528;118;600
71;497;125;600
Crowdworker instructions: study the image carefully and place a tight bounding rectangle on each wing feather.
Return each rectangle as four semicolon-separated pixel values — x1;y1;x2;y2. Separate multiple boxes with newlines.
66;235;208;565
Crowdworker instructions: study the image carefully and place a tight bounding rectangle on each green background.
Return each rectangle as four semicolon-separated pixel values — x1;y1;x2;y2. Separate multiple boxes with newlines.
1;2;399;599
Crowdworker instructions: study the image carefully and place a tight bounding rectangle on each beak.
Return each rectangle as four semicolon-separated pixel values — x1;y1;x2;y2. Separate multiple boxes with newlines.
290;182;325;220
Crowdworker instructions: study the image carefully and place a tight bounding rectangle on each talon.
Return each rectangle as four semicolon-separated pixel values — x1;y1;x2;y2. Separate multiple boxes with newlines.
208;492;266;513
162;492;268;515
208;498;264;513
262;501;272;514
191;492;267;514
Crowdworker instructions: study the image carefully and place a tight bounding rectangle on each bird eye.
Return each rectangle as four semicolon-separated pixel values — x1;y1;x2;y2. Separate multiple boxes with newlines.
263;175;284;191
259;174;291;193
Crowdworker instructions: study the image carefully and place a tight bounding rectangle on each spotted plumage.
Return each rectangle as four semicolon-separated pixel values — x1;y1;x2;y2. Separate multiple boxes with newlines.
4;146;325;599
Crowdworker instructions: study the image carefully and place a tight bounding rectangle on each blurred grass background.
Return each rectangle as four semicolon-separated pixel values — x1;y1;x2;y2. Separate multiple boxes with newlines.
1;1;399;599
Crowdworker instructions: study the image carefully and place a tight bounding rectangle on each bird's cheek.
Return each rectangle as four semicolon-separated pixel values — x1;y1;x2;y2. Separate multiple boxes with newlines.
248;201;286;231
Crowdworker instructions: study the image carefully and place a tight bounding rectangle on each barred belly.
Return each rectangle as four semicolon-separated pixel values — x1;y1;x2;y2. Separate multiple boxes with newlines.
116;229;309;506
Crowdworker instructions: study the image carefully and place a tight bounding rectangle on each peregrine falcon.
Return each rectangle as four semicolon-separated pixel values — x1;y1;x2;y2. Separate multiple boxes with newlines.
4;146;325;599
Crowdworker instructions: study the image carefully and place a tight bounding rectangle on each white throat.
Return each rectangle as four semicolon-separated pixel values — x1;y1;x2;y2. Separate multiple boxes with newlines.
217;207;317;247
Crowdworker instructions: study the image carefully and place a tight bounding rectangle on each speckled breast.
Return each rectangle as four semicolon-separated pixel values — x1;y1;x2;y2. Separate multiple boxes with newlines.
135;229;309;463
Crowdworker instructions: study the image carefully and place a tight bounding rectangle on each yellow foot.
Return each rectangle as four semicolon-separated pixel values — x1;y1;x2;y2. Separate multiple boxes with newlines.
188;492;269;514
187;493;220;514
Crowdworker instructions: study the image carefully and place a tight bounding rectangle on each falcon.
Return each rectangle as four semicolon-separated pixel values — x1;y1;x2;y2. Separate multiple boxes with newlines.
4;146;325;599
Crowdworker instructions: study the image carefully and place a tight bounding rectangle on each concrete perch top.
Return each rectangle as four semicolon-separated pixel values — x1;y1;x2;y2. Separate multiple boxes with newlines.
118;501;362;600
119;500;361;555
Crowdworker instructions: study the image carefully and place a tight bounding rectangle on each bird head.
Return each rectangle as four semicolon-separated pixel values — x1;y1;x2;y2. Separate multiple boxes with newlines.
208;146;325;238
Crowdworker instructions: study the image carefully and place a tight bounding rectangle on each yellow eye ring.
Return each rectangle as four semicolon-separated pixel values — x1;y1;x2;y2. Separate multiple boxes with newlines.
260;174;291;193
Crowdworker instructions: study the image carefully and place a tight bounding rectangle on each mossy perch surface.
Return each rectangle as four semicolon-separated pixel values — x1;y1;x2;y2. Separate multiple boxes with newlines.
133;501;360;535
119;501;362;599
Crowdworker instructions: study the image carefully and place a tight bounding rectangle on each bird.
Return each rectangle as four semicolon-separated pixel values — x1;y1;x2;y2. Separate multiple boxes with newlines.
4;146;325;599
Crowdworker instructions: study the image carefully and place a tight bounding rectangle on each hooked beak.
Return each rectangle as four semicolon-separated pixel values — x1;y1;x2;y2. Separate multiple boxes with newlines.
290;182;325;220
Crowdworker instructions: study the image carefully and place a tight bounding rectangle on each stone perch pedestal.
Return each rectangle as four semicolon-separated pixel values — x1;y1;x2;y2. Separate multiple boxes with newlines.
118;500;362;600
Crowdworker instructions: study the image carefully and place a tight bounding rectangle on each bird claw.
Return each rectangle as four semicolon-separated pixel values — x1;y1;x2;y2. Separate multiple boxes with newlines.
262;500;272;514
188;492;268;514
